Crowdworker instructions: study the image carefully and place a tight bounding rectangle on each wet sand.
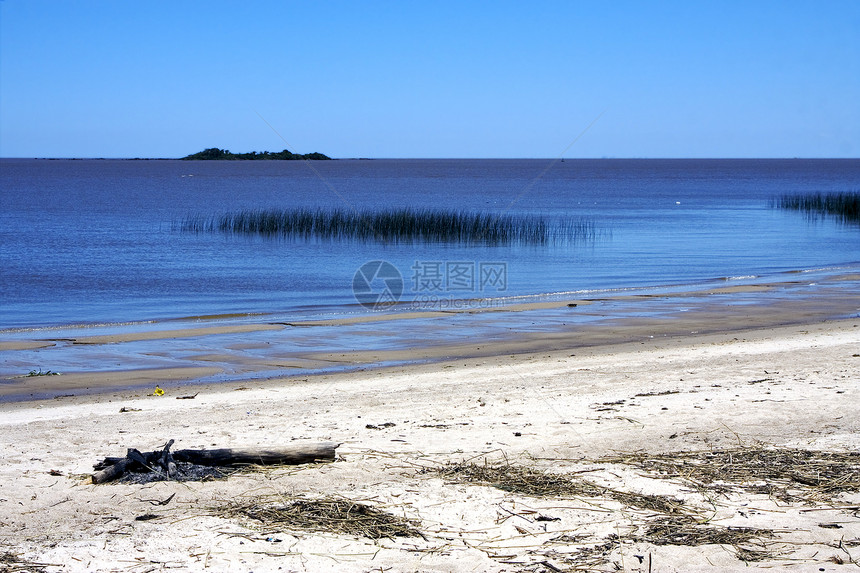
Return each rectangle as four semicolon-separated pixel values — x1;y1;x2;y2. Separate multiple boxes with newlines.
1;273;858;402
0;340;55;351
67;323;285;345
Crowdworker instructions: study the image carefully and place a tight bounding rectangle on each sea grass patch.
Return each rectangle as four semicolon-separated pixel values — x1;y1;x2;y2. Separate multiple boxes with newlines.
222;497;421;539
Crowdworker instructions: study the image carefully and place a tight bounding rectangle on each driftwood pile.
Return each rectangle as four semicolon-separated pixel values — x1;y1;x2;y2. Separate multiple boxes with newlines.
90;440;339;484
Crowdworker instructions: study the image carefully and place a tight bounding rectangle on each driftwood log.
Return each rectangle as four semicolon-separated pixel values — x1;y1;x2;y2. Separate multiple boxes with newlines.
91;440;339;484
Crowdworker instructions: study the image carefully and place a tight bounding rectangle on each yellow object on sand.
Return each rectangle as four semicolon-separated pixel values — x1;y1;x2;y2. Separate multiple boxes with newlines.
153;386;165;396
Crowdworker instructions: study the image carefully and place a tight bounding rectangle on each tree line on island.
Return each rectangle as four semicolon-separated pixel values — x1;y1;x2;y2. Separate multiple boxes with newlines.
182;148;331;160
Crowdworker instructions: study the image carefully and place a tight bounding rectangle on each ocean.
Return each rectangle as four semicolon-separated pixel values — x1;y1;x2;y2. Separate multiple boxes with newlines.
1;158;859;332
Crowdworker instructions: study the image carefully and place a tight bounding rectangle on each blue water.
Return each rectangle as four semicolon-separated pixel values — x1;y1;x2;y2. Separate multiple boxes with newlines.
1;158;859;330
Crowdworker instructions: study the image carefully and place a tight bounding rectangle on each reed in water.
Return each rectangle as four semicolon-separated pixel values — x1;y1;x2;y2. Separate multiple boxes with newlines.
179;207;601;245
773;191;860;223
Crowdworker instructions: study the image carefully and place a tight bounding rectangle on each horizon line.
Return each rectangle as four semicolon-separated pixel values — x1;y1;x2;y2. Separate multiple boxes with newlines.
1;156;858;161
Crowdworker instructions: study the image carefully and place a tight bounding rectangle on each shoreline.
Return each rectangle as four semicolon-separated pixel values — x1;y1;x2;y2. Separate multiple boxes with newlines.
0;313;858;571
2;316;857;415
1;271;859;403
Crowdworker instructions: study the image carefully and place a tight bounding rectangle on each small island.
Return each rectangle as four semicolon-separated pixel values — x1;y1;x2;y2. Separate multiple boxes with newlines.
181;148;331;160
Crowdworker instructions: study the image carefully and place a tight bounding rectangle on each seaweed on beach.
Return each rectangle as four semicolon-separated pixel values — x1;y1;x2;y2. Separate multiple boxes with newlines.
539;535;622;572
601;447;860;502
431;454;835;570
0;551;55;572
528;516;775;572
429;462;686;514
432;461;592;497
629;516;775;564
637;515;772;549
221;496;421;539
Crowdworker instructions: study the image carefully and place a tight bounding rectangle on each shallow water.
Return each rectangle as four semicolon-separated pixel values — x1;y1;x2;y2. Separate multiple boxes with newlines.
2;269;859;402
1;158;859;331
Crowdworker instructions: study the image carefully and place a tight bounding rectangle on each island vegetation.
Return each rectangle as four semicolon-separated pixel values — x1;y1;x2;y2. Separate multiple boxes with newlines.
181;148;331;161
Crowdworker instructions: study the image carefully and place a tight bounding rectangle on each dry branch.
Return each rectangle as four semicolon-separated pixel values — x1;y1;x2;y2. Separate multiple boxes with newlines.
91;440;338;484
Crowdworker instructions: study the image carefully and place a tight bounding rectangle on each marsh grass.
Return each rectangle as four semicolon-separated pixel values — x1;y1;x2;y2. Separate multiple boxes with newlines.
179;207;600;245
773;191;860;224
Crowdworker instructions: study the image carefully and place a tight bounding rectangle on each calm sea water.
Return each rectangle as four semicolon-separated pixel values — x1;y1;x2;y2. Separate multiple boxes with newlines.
1;158;858;330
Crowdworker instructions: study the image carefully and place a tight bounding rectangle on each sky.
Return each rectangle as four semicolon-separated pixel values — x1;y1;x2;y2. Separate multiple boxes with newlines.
1;1;858;158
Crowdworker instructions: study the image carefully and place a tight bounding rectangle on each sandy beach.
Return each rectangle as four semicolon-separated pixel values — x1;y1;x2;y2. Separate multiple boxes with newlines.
1;304;859;571
4;1;860;570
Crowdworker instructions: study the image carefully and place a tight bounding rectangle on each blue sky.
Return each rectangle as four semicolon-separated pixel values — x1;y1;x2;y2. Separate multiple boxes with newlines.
1;1;858;158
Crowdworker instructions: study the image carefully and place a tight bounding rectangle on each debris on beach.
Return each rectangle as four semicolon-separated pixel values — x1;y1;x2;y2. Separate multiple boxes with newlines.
365;421;396;430
221;496;421;539
26;368;60;377
602;446;860;503
429;461;686;514
0;550;58;572
424;447;860;570
89;439;338;484
533;516;776;571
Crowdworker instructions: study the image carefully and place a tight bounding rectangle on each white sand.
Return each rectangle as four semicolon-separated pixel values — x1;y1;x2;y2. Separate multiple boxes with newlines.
1;320;858;572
